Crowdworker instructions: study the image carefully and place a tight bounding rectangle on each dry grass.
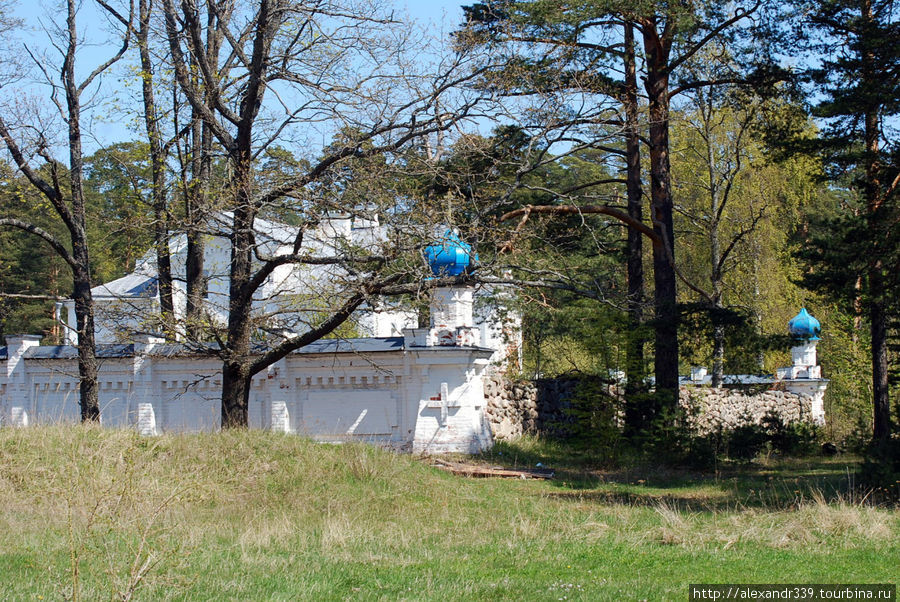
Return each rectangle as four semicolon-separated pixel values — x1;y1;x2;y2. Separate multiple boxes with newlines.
647;493;897;550
1;426;897;600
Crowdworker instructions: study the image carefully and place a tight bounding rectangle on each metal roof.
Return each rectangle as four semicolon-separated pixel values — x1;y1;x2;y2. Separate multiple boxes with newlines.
294;337;405;354
91;273;158;298
1;337;492;361
23;344;135;359
788;307;821;341
679;374;777;386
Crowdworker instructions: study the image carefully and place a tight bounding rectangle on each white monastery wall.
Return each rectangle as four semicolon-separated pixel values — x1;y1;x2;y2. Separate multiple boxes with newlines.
0;333;494;454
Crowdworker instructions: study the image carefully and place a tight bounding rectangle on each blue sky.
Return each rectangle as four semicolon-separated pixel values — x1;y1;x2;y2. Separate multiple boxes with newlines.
404;1;467;26
7;0;472;153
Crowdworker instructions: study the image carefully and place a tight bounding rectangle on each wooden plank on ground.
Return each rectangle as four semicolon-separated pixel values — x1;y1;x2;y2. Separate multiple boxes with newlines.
431;458;554;479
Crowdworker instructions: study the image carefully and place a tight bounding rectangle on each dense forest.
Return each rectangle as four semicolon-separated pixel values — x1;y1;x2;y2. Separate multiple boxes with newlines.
0;0;896;453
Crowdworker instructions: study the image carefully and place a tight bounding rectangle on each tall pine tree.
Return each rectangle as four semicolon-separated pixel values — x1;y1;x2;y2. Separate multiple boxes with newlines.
460;0;781;427
792;0;900;443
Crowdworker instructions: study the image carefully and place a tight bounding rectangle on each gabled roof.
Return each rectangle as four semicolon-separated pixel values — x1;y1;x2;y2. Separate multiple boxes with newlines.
78;211;390;306
91;273;158;299
210;212;298;246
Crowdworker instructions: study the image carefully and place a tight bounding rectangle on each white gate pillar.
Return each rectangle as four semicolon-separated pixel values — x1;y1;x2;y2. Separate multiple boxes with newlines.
3;335;41;426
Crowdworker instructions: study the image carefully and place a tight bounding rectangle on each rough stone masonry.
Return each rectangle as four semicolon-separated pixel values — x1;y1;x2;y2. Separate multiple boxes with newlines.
483;374;817;441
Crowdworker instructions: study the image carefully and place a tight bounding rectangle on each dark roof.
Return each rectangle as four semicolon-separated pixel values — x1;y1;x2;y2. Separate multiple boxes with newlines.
1;337;491;361
24;344;135;359
678;374;777;386
294;337;406;354
148;337;408;356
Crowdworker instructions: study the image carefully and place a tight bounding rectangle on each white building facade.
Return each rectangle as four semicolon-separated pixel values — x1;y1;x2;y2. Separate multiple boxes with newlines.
3;227;522;453
776;308;828;425
59;212;422;345
59;213;521;369
2;268;499;452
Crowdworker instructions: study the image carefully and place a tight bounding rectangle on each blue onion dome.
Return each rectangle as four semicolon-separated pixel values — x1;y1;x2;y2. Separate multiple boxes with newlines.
424;228;475;277
788;308;821;341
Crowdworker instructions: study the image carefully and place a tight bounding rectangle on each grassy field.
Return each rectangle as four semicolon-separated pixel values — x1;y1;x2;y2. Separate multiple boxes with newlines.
0;427;896;601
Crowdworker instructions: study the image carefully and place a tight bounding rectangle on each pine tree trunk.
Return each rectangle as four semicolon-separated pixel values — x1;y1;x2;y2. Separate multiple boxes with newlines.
642;28;679;413
623;21;648;431
861;0;891;442
869;275;890;441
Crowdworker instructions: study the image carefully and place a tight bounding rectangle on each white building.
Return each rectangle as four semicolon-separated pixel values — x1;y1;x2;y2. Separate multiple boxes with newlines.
60;213;521;369
1;294;495;453
60;212;416;344
2;230;508;453
683;307;828;426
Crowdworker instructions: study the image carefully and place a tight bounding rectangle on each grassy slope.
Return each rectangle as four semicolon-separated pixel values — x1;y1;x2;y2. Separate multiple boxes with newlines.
0;427;896;601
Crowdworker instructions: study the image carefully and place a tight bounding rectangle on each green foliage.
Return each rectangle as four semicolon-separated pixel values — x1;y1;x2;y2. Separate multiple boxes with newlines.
684;414;823;468
815;309;876;443
725;421;771;462
0;144;158;342
0;165;73;341
522;296;632;378
553;376;624;454
83;142;156;283
671;98;823;372
762;412;824;457
678;302;795;374
859;438;900;501
782;0;900;444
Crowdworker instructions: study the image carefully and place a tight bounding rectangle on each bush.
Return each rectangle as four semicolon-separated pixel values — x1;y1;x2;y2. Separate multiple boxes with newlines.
762;412;823;456
725;424;770;462
556;376;623;456
858;437;900;502
542;377;825;467
676;413;823;467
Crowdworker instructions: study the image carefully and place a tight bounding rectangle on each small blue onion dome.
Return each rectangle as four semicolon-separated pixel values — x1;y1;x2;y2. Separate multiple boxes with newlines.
424;229;475;277
788;308;821;341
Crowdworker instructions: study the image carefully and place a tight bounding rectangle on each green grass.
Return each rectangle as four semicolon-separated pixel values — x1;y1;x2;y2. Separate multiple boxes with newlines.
0;427;896;601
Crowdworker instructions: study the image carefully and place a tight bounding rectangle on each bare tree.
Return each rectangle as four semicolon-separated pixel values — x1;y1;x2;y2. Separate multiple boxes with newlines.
0;0;133;421
138;0;175;335
134;0;220;340
160;0;493;427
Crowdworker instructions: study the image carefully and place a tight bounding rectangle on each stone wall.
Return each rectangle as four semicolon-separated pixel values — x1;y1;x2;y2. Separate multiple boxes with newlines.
484;374;816;441
679;386;813;435
483;374;537;440
483;374;583;440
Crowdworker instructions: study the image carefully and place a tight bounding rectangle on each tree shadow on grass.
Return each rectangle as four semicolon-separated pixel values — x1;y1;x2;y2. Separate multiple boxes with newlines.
471;438;878;510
